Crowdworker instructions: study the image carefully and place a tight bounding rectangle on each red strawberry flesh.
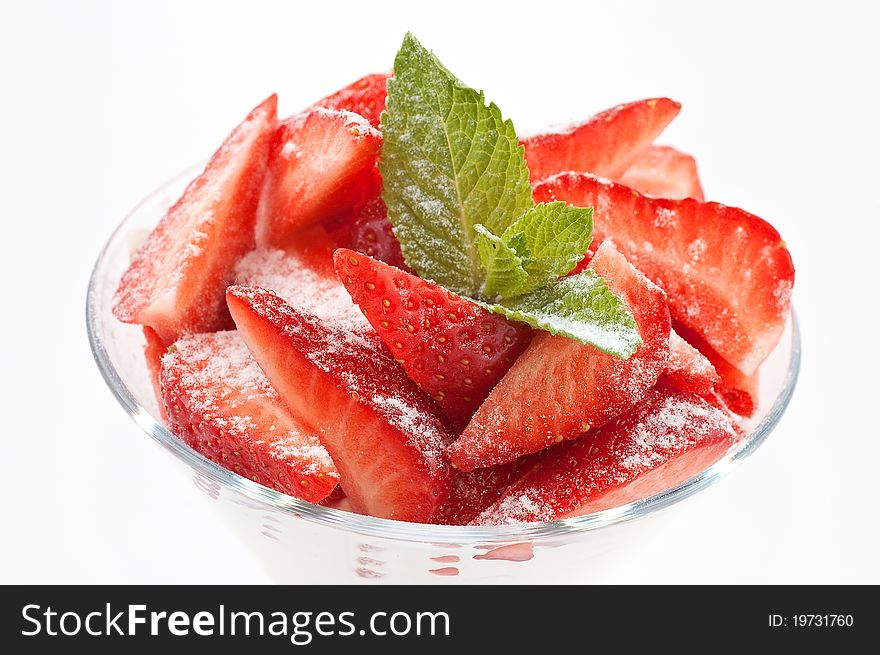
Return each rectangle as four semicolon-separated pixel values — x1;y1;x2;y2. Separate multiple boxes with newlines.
226;285;453;522
311;72;390;127
448;242;671;471
659;329;720;395
255;108;382;248
523;98;681;182
113;95;277;344
472;388;737;524
334;248;533;428
325;178;409;271
619;145;705;201
533;173;794;375
160;330;339;502
435;452;544;525
674;323;760;417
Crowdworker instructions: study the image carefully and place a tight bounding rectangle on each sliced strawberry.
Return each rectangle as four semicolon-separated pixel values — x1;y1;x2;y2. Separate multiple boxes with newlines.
523;98;680;183
533;173;794;375
448;242;671;472
234;224;376;339
325;175;409;271
333;249;533;428
435;452;544;526
227;285;454;522
311;72;390;127
674;323;759;417
659;329;719;395
619;145;704;201
160;330;339;502
143;326;168;420
255;109;382;248
113;96;277;344
472;388;737;524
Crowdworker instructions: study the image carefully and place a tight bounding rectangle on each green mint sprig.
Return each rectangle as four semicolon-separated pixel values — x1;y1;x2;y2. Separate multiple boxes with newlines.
476;201;595;299
380;33;641;358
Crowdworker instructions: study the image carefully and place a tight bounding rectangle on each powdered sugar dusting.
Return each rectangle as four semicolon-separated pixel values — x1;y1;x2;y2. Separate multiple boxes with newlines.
312;106;382;141
687;237;707;262
654;207;677;228
162;330;336;477
371;393;450;464
618;393;736;472
489;488;556;524
270;441;331;465
235;248;371;334
169;330;274;400
773;278;793;313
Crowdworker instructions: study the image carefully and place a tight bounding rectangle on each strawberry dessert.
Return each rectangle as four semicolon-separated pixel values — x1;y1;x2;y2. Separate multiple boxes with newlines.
112;33;794;526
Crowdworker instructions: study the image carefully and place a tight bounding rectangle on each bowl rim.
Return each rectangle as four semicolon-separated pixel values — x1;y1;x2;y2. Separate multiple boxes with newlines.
86;170;801;544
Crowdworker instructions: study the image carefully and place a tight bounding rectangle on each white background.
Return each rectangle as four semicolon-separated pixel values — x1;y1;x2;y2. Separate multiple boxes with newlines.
2;0;878;583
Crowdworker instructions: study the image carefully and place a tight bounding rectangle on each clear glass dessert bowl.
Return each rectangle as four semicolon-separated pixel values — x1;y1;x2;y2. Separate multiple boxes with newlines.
87;169;801;583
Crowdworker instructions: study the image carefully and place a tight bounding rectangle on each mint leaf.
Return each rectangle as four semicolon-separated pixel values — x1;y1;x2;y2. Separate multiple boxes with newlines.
380;33;642;358
380;33;533;296
478;271;642;358
475;202;594;300
474;224;528;299
500;202;594;296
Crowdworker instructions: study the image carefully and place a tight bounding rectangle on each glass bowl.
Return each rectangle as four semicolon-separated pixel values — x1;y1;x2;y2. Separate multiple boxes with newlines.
87;169;801;583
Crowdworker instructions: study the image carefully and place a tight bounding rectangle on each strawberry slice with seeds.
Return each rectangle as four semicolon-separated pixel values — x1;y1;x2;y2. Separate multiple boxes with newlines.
333;249;533;429
534;173;794;375
255;108;383;248
659;329;720;395
160;330;339;502
619;145;704;200
523;98;680;182
449;242;671;471
472;388;737;525
311;72;390;127
227;285;454;522
113;95;277;344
